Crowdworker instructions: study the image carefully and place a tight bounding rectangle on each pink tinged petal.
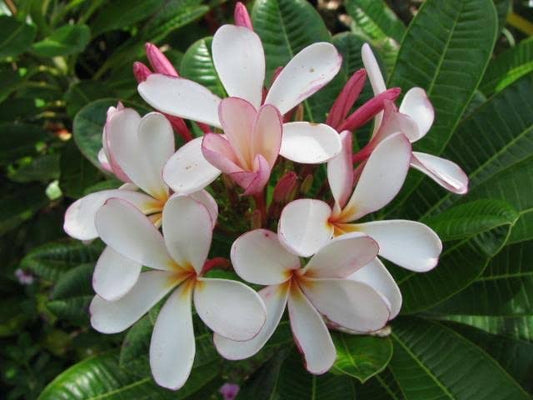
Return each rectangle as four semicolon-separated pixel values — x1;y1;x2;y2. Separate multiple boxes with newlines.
265;43;343;115
150;283;195;390
93;247;142;301
327;131;353;210
411;152;469;194
231;229;299;285
326;69;367;129
95;198;174;270
348;258;402;318
233;154;271;195
163;137;221;194
201;133;241;174
145;43;179;77
133;61;152;83
138;74;222;128
304;232;379;279
373;101;420;143
234;2;253;30
212;25;265;108
301;278;389;332
194;278;266;341
361;43;388;134
97;148;112;172
356;220;443;272
343;133;411;221
90;270;175;334
252;104;282;167
287;284;336;374
187;190;219;228
64;189;156;241
399;88;434;140
162;196;213;274
214;284;289;359
280;122;341;164
279;199;333;257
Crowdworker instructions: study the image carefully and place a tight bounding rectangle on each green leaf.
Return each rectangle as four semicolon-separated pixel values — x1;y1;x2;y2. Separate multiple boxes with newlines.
0;123;48;166
21;240;103;282
395;200;517;313
332;334;392;383
52;263;94;300
31;24;91;57
493;0;511;32
8;154;60;183
60;141;103;199
354;368;406;400
0;68;22;103
0;184;48;237
0;16;36;58
389;317;529;400
439;315;533;342
345;0;406;43
64;81;116;118
237;350;290;399
47;296;91;326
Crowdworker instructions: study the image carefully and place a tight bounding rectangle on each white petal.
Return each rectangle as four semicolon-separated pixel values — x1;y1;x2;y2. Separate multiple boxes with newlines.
90;270;175;334
301;278;389;332
214;284;289;359
194;278;266;341
150;283;195;390
93;247;142;301
265;43;342;115
411;152;469;194
231;229;299;285
212;25;265;109
188;190;219;228
288;284;336;374
95;198;173;270
327;131;353;210
162;196;212;274
348;258;402;318
280;122;342;164
64;189;158;241
361;43;387;135
163;137;221;194
356;220;442;272
343;133;411;221
138;74;222;127
278;199;333;257
304;232;379;279
399;88;434;140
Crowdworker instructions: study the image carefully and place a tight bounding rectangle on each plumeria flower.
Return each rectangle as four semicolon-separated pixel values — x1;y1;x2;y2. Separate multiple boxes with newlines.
278;130;442;272
63;105;217;300
138;24;343;194
360;44;468;194
214;229;391;374
90;195;266;390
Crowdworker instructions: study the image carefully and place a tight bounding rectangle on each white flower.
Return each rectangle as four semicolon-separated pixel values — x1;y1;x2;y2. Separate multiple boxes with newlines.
214;229;392;374
90;195;266;390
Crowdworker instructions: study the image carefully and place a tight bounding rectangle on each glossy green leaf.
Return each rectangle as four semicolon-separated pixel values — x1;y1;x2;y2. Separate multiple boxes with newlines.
47;296;91;326
64;81;116;118
60;141;103;199
52;263;94;300
395;200;518;313
332;32;366;77
0;184;48;237
0;16;36;58
493;0;511;31
32;24;90;57
345;0;405;43
441;315;533;342
8;154;60;183
237;350;290;399
354;368;406;400
0;123;48;166
332;334;392;382
389;317;529;400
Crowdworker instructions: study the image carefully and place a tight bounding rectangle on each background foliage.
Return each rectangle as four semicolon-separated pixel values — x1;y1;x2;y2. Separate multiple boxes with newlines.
1;0;532;399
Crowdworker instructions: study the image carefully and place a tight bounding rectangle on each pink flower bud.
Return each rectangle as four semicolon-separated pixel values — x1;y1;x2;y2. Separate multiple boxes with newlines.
133;62;151;83
273;171;298;203
326;69;366;129
234;2;253;30
145;43;179;77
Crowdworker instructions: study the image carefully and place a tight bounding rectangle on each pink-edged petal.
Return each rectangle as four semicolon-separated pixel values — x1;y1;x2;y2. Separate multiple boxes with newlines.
288;284;336;374
150;283;195;390
97;148;112;173
373;100;420;143
301;278;389;332
348;258;402;318
214;283;289;359
304;232;379;279
201;133;242;174
232;154;271;195
231;229;299;285
343;133;411;221
95;198;173;270
194;278;266;341
163;137;221;194
411;152;469;194
361;43;387;135
327;131;353;210
280;122;341;164
278;199;334;257
162;196;212;274
212;25;265;108
145;43;179;77
265;43;342;115
93;246;142;301
64;189;158;241
188;190;218;228
252;104;282;167
90;270;175;334
399;88;434;140
356;220;442;272
138;74;222;127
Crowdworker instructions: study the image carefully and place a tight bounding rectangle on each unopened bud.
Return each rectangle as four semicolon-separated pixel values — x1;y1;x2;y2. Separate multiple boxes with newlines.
234;2;253;30
133;62;151;83
273;171;298;203
145;43;179;77
326;69;366;129
299;174;313;194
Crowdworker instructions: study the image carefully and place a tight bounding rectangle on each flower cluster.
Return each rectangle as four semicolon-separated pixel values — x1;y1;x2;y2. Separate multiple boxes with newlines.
63;3;468;391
